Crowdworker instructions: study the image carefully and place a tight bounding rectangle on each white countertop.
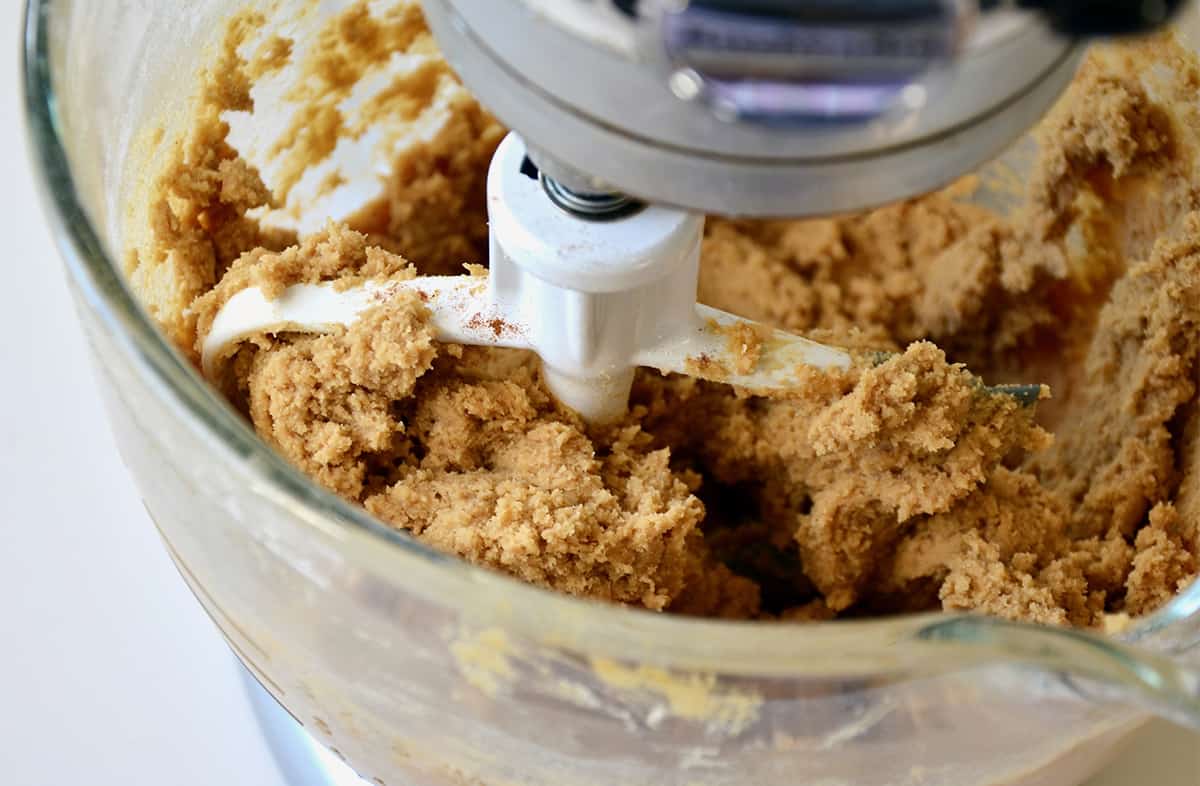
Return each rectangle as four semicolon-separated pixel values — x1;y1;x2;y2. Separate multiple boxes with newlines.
1;3;1197;784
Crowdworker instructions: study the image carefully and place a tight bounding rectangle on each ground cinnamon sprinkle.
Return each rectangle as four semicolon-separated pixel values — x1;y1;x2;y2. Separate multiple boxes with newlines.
128;1;1200;625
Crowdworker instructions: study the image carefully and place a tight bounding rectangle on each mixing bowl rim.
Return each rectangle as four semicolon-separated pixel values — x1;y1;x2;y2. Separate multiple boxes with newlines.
20;0;1200;676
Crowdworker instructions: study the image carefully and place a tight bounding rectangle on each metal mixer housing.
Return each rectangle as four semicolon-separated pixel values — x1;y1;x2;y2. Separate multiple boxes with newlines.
420;0;1092;216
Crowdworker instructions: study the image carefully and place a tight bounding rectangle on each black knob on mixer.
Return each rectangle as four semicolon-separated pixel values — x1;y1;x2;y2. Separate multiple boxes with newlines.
618;1;1185;35
1019;0;1186;35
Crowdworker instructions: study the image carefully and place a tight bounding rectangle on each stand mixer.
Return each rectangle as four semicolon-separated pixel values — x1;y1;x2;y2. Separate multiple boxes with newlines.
25;1;1200;784
204;0;1181;420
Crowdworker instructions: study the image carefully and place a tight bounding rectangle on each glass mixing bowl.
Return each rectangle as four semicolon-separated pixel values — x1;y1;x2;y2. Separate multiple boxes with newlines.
22;2;1200;784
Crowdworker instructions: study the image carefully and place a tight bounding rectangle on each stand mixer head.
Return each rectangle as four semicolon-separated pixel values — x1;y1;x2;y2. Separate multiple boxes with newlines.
205;0;1183;421
419;0;1180;216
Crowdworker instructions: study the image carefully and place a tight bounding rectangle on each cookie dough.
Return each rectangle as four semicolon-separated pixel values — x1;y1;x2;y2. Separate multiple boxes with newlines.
126;2;1200;625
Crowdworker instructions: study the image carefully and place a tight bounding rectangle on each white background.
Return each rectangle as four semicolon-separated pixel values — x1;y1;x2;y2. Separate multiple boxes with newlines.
1;2;1198;784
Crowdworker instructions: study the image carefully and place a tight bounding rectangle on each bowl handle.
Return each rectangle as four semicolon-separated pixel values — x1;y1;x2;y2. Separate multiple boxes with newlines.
916;615;1200;729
